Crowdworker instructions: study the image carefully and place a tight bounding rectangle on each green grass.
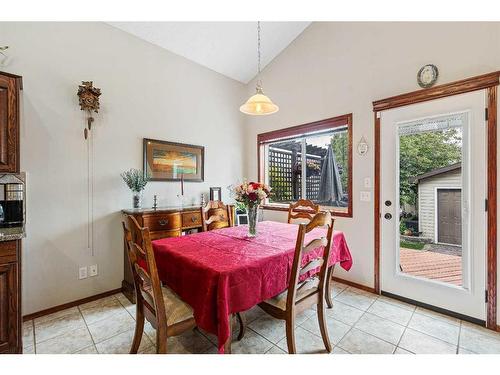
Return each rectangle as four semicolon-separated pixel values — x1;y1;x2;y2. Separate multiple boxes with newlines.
400;241;425;250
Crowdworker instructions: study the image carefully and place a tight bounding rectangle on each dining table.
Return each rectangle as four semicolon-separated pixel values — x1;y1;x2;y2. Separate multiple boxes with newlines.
151;220;352;353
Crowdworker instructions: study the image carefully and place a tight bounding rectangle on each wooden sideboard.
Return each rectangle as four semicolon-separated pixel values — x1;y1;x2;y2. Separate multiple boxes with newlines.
121;205;203;303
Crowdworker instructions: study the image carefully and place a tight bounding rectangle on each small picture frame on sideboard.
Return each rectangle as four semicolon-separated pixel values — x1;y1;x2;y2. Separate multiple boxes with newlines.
209;187;221;201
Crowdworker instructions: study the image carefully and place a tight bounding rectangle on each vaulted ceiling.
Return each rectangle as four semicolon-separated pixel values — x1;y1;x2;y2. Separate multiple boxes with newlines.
107;22;311;83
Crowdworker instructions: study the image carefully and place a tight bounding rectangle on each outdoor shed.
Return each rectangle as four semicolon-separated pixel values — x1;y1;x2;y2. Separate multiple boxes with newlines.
412;163;462;245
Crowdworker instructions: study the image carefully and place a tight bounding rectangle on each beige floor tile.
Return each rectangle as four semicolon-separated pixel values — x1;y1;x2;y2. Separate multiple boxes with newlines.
408;313;460;345
139;345;157;354
248;315;286;344
277;326;329;354
394;347;413;354
115;293;134;309
95;329;153;354
337;328;395;354
79;296;125;325
300;314;350;345
75;345;98;354
326;300;364;325
330;282;348;298
377;295;416;312
165;329;214;354
87;310;135;343
334;288;376;311
230;328;273;354
242;306;266;324
331;346;350;354
34;307;80;325
23;345;35;354
354;313;405;345
459;325;500;354
34;309;86;343
36;327;94;354
398;328;457;354
265;345;287;354
458;347;476;354
367;300;413;326
414;307;460;326
23;320;34;348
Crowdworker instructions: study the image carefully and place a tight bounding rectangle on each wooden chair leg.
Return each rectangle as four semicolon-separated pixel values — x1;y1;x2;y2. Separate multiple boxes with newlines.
317;300;332;353
130;302;145;354
285;317;297;354
325;265;335;309
156;326;168;354
236;312;246;341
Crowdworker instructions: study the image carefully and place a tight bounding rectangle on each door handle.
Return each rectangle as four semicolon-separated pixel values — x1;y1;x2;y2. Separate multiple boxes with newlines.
384;213;392;220
158;219;169;226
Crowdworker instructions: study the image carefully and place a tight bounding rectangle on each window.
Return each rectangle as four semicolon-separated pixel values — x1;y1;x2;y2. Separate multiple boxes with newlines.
258;114;352;217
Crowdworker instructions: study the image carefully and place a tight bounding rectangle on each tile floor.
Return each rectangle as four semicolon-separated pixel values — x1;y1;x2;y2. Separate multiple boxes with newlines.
22;282;500;354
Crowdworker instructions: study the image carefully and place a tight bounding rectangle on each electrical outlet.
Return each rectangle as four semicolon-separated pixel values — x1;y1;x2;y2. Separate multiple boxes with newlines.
364;177;371;189
79;266;88;280
89;264;98;277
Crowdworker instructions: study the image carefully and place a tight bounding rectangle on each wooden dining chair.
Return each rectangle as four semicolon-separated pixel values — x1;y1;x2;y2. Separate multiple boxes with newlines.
258;211;335;354
123;215;196;354
201;200;235;231
287;199;320;224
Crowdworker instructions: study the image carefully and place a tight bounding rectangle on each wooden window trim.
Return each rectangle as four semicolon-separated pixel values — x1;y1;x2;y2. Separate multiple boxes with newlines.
373;71;499;330
257;114;353;218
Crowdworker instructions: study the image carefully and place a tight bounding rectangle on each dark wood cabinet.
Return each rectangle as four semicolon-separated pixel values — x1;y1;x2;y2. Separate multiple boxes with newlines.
0;72;21;174
0;240;21;353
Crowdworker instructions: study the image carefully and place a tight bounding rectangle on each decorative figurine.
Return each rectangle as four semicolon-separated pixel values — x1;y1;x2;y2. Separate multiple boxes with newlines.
153;194;158;210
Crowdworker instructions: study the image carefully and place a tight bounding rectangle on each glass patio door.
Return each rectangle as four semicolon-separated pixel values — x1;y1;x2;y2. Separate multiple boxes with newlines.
379;90;486;320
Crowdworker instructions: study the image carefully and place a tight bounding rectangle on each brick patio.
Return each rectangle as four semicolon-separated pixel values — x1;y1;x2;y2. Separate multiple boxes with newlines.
399;248;462;286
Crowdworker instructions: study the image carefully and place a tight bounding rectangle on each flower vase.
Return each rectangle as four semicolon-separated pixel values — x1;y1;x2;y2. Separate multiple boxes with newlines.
132;191;143;209
247;204;258;237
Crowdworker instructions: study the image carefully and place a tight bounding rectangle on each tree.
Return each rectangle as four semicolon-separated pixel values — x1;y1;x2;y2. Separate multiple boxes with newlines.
330;131;348;192
399;129;462;207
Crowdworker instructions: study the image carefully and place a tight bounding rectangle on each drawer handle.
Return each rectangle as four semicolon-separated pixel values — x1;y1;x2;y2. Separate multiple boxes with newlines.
191;216;197;222
158;219;169;226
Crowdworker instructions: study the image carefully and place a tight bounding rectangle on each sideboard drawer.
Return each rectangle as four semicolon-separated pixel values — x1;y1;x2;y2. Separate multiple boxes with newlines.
142;213;182;232
182;212;202;228
149;229;182;240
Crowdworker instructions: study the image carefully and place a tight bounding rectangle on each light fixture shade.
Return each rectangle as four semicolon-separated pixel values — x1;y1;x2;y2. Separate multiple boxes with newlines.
240;86;279;116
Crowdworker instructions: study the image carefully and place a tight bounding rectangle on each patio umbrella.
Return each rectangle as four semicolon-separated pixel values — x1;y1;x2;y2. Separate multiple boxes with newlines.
318;144;344;205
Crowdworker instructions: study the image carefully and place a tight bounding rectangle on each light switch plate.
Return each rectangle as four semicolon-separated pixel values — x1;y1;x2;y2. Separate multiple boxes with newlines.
79;267;88;280
360;191;371;202
364;177;371;188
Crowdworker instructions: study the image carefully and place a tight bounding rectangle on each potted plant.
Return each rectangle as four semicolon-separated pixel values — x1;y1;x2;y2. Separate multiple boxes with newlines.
232;181;271;237
121;168;148;208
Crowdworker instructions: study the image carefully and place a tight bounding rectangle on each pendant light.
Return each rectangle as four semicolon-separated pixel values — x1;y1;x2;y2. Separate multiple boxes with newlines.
240;22;279;116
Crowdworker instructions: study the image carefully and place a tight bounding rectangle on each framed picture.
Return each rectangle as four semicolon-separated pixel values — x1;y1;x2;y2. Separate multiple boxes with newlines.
209;187;221;201
143;138;204;182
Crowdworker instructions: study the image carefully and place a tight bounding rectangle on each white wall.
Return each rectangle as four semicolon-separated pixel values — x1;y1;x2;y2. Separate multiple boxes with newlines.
0;22;246;315
244;22;500;303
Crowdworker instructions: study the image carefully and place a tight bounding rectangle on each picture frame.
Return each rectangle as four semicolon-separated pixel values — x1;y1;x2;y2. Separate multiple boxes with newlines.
143;138;204;182
209;187;222;201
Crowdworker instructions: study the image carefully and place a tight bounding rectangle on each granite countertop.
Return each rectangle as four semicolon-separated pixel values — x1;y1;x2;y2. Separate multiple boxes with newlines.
122;204;202;215
0;226;26;241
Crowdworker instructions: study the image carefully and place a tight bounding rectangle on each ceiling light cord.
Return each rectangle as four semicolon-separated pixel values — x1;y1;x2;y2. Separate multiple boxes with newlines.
257;21;262;88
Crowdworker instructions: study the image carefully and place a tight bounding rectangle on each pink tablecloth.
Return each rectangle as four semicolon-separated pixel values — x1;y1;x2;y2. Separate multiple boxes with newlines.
152;220;352;352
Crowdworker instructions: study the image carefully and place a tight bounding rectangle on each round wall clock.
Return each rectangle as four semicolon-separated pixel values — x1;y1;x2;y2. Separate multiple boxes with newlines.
417;64;438;88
